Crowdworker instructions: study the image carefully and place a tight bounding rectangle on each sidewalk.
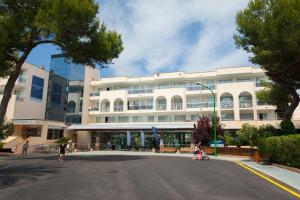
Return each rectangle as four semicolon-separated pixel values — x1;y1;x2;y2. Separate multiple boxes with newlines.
241;161;300;191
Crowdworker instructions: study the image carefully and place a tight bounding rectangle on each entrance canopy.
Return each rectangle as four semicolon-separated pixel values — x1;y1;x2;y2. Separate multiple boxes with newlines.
68;122;194;131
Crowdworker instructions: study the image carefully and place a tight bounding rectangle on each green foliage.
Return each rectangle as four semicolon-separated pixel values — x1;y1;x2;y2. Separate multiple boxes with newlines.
224;132;236;146
0;142;4;149
257;124;278;138
0;118;14;139
258;134;300;168
280;119;296;135
55;137;71;144
0;0;123;75
234;0;300;120
237;123;258;147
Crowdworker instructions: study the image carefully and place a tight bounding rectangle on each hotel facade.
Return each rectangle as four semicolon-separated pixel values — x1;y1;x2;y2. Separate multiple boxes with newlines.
68;66;300;150
1;62;300;150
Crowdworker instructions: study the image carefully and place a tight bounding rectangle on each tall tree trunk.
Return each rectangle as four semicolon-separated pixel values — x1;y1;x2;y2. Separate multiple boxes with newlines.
270;74;300;121
0;46;33;126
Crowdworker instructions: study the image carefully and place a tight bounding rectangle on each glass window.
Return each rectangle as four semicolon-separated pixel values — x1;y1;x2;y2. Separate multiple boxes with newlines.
240;113;254;120
119;116;129;123
148;116;154;122
158;84;169;89
237;78;251;82
133;116;143;122
158;115;169;122
191;115;198;121
219;79;233;84
221;113;234;121
174;115;186;122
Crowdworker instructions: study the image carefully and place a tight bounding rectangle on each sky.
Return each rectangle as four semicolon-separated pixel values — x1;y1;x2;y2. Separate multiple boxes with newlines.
26;0;254;78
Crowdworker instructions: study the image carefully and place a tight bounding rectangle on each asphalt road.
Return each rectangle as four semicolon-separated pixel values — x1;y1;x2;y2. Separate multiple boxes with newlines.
0;155;297;200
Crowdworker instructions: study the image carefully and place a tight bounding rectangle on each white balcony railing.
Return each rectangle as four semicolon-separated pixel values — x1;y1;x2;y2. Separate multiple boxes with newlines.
239;100;253;108
186;102;214;108
128;89;153;94
221;101;233;109
114;106;123;112
156;104;167;110
128;105;153;110
171;103;183;110
101;107;110;112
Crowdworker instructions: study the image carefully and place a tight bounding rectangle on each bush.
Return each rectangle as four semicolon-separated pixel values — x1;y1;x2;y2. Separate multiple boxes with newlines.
237;123;258;147
55;137;71;144
0;142;4;149
224;132;236;146
280;119;296;135
258;134;300;168
258;124;278;138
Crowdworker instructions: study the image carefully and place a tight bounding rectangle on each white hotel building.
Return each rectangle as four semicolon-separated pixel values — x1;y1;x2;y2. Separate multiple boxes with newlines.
69;66;300;149
1;63;300;149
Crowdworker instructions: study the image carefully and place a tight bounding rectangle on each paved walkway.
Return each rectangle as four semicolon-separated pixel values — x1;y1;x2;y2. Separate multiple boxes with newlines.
241;161;300;191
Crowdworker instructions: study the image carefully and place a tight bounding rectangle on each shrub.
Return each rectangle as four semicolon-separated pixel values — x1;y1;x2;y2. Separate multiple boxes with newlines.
224;132;236;146
55;137;71;144
280;119;296;135
0;119;14;139
258;134;300;168
258;124;278;138
237;123;258;147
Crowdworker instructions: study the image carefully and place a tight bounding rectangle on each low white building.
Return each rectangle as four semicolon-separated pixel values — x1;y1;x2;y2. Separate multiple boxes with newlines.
68;66;300;149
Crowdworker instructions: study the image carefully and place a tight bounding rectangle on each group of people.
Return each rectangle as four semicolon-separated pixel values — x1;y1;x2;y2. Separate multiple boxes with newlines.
192;143;209;160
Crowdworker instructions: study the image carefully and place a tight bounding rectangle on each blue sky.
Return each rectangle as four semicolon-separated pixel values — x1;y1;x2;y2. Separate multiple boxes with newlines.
26;0;254;78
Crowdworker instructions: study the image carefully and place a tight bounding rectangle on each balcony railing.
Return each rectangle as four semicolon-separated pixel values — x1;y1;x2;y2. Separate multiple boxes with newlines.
171;103;183;110
88;107;99;111
101;107;110;112
114;106;123;112
257;100;272;106
221;101;233;109
156;104;167;110
90;92;100;97
239;100;253;108
186;85;215;91
187;102;214;108
128;89;153;94
128;105;153;110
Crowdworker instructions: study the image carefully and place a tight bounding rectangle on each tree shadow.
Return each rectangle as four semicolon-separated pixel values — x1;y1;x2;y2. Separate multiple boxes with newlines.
26;155;147;162
0;164;61;189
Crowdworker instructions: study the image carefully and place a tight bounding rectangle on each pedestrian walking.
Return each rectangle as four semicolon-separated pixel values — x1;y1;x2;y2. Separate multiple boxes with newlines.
59;143;67;162
22;140;29;157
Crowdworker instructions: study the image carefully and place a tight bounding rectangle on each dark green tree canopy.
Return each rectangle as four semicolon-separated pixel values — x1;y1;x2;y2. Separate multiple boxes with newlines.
0;0;123;126
0;0;123;77
234;0;300;120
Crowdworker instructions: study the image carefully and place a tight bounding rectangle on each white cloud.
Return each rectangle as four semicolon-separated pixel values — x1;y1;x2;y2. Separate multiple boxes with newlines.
98;0;253;77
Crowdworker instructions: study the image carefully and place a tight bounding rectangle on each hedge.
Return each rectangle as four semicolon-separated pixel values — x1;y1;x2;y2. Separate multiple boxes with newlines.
258;134;300;168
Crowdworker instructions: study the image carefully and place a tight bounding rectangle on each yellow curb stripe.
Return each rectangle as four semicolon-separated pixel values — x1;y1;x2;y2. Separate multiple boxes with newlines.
236;162;300;199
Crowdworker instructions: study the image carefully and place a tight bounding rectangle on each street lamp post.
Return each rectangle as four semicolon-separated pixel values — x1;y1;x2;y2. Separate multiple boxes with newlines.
196;82;217;157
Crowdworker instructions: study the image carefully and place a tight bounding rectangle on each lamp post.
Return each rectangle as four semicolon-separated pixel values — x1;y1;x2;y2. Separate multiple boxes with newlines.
196;82;217;157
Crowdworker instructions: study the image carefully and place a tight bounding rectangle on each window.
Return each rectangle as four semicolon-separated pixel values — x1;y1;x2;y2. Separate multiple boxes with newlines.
67;101;76;113
23;128;41;137
174;115;186;122
96;117;102;123
219;79;233;84
158;84;169;89
240;113;254;120
79;100;83;112
47;128;64;140
148;116;154;122
191;115;198;121
119;116;129;123
133;116;143;122
221;113;234;121
259;113;267;120
158;115;169;122
237;78;251;82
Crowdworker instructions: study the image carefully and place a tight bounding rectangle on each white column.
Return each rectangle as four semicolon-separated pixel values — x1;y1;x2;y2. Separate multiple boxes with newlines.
140;130;145;147
126;130;131;146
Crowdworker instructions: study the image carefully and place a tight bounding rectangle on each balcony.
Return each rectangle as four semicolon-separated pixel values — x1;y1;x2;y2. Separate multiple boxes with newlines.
171;103;183;110
90;92;100;97
186;86;201;91
128;88;153;94
239;100;253;108
88;107;99;111
156;104;167;110
114;106;123;112
128;105;153;110
101;107;110;112
187;102;214;108
257;100;271;106
221;101;233;109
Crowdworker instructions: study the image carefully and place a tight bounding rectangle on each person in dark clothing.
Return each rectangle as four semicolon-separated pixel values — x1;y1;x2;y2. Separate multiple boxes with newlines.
59;143;67;162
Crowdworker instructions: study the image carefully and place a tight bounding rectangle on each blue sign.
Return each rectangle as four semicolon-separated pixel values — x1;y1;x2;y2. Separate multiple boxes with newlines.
210;140;225;147
30;75;44;100
152;127;158;141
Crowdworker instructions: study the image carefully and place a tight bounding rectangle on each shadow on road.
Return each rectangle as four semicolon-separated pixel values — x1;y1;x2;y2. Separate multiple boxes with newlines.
26;155;147;162
0;164;60;189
